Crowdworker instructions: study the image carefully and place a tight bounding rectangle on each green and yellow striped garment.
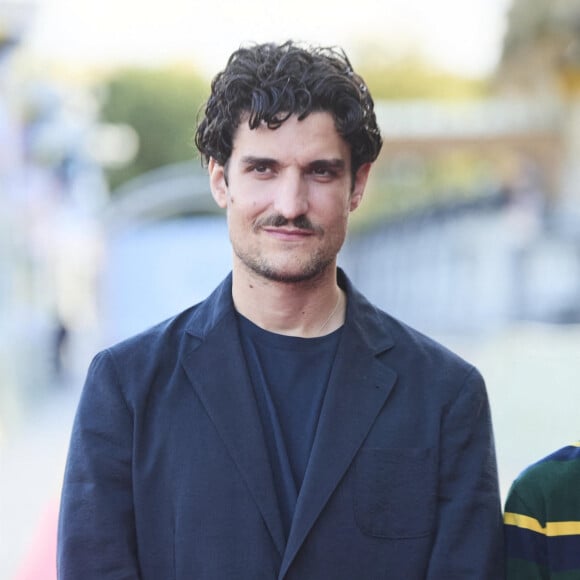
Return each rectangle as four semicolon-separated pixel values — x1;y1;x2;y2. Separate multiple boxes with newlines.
504;442;580;579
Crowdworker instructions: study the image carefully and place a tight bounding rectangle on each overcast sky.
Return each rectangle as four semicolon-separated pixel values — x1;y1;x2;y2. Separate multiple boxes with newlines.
25;0;512;78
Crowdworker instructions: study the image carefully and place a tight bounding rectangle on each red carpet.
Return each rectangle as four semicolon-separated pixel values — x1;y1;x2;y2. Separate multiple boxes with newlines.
14;498;59;580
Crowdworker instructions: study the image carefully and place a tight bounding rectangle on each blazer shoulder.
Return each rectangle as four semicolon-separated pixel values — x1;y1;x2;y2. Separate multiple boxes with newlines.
87;275;234;406
105;271;234;363
89;302;206;403
364;307;486;418
344;271;479;392
107;302;200;360
380;307;476;372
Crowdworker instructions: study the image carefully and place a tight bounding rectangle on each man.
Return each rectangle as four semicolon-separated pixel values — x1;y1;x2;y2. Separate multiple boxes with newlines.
504;441;580;578
58;41;504;578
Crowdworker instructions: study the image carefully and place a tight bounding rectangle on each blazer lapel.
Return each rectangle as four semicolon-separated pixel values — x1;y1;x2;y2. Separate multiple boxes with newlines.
279;286;398;577
178;271;398;573
181;287;286;557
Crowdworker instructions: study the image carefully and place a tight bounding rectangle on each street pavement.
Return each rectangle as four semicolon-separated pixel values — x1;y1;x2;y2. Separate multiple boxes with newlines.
1;385;79;580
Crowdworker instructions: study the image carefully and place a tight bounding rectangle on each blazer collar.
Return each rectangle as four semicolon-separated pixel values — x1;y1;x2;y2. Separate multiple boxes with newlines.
183;271;235;340
181;270;398;571
181;273;286;555
183;269;395;353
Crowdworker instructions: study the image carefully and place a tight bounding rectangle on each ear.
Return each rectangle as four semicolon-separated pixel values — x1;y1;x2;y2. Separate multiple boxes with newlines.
349;163;372;212
208;158;228;209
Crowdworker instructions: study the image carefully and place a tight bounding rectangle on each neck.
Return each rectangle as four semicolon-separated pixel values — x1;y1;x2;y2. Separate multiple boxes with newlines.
231;265;346;338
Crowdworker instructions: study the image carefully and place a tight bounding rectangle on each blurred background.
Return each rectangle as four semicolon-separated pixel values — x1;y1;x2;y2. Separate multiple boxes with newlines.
1;0;579;577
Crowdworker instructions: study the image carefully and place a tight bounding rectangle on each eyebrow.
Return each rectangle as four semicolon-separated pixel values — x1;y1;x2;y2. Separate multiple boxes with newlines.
239;156;346;171
307;159;346;172
240;156;277;166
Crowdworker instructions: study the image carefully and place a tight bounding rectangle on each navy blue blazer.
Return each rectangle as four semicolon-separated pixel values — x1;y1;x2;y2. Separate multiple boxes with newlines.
58;270;504;579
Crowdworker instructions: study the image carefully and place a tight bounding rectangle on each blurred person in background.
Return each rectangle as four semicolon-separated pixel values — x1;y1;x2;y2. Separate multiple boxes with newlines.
504;441;580;578
57;40;504;579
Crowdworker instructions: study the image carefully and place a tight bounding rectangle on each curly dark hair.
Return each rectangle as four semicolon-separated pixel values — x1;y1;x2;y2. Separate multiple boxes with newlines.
194;41;383;175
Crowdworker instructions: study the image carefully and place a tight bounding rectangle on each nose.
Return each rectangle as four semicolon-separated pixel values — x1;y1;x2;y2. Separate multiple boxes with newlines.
273;171;309;219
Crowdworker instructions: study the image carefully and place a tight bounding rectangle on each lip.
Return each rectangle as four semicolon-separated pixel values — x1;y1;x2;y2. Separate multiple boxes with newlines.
262;227;314;241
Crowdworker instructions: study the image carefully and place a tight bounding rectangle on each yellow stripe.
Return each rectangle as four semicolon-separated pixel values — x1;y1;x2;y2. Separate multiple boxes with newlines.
572;442;580;447
546;521;580;536
505;512;580;536
504;512;545;534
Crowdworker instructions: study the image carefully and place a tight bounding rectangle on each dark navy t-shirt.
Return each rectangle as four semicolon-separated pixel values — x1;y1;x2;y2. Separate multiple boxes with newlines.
237;313;342;537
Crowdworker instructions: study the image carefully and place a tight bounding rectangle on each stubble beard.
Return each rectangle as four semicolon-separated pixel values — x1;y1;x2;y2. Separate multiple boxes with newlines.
231;213;347;284
234;244;336;284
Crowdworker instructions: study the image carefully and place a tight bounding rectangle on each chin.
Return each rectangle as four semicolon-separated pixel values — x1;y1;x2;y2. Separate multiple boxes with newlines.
247;258;334;284
259;269;322;284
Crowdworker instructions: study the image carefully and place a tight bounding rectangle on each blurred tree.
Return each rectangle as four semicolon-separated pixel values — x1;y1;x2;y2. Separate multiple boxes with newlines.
347;46;493;228
497;0;580;97
355;48;489;101
100;66;209;191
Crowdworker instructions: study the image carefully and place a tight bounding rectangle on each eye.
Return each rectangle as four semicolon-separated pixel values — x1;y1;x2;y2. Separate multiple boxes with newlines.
309;163;341;180
253;163;271;174
245;161;276;177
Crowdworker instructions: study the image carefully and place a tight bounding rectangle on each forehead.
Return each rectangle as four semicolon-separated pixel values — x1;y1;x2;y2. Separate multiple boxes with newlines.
230;111;351;163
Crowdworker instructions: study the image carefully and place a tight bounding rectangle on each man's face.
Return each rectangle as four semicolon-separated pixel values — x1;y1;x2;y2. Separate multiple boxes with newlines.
209;111;371;284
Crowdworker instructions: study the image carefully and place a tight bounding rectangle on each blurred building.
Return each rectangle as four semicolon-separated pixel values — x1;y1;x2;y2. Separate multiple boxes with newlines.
0;2;107;438
0;0;37;438
496;0;580;322
2;0;579;436
342;0;580;335
497;0;580;210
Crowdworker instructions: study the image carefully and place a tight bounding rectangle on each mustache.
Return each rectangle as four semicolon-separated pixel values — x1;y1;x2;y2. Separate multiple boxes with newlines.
255;214;323;234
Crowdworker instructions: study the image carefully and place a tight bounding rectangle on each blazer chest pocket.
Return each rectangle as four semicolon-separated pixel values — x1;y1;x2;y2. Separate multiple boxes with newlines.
354;447;436;539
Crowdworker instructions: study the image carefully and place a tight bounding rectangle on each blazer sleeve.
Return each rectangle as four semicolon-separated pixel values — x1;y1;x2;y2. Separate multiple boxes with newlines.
57;350;140;579
426;368;505;579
